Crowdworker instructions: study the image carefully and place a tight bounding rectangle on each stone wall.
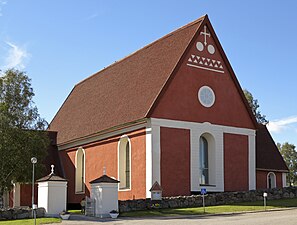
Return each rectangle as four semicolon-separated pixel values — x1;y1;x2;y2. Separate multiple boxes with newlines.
0;207;45;220
119;187;297;212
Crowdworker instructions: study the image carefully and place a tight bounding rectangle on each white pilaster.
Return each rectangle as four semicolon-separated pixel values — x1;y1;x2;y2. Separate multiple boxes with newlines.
13;183;20;207
248;133;256;190
152;125;161;186
190;129;200;191
146;120;161;198
282;173;288;187
145;125;153;198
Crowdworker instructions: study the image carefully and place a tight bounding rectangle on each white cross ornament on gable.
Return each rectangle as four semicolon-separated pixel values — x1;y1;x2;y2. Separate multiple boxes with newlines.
200;25;211;46
51;164;55;174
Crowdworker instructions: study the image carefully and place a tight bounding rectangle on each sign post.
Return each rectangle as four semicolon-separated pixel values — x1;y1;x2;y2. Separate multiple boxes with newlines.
201;188;207;213
263;192;267;210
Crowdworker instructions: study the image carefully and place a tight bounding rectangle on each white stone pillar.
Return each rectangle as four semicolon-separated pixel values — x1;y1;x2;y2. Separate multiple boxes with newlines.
90;175;119;218
37;166;67;216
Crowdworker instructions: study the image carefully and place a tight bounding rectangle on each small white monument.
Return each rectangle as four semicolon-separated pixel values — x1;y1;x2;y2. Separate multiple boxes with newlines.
37;165;68;216
150;181;163;200
90;169;119;218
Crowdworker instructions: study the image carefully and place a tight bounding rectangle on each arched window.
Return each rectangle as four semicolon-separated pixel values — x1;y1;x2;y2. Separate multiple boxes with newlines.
118;136;131;189
267;172;276;189
199;136;209;185
75;147;85;193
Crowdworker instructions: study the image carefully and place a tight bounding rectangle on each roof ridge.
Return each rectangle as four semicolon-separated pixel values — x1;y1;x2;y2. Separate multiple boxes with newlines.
75;15;207;87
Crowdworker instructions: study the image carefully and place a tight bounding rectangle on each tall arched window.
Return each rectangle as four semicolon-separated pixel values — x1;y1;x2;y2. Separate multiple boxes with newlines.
267;172;276;189
75;147;85;193
118;136;131;189
199;136;209;185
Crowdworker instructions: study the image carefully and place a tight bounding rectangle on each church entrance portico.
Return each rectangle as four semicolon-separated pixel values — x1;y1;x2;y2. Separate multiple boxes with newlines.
146;118;256;197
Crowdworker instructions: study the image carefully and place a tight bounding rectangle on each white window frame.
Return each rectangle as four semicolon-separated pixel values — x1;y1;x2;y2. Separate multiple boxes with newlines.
267;172;276;189
199;133;216;187
118;135;132;191
75;147;86;194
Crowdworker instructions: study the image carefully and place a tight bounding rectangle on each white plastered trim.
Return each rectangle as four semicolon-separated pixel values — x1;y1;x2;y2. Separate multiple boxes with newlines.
267;172;277;188
117;135;132;191
282;173;287;187
145;119;153;198
75;147;86;194
150;118;256;192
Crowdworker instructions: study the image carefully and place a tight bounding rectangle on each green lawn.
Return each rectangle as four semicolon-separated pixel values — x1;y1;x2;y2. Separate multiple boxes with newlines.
0;218;61;225
121;198;297;217
68;209;83;214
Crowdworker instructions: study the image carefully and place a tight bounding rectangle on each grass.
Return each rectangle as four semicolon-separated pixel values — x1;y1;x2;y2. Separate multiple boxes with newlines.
68;209;83;214
0;217;61;224
121;198;297;217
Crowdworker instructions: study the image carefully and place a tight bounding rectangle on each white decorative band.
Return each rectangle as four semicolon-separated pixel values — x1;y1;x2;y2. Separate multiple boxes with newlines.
187;63;224;74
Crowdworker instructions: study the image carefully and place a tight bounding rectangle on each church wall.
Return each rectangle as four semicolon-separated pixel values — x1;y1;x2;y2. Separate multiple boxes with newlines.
150;24;255;131
59;149;83;204
20;184;38;207
256;170;283;189
9;191;13;208
224;133;249;191
59;128;146;204
116;129;147;200
276;172;283;187
256;171;266;189
160;127;191;197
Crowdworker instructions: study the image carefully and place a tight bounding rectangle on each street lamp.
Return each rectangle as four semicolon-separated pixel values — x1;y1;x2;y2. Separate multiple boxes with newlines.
31;157;37;225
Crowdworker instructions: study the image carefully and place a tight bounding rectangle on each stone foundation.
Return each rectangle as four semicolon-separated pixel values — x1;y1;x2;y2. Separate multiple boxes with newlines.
0;207;45;220
119;187;297;212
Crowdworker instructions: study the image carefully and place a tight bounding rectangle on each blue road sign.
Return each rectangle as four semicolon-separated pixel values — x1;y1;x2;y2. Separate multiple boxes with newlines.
201;188;207;195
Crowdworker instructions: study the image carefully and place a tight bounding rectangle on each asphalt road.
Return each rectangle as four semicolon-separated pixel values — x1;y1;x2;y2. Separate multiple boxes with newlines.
52;208;297;225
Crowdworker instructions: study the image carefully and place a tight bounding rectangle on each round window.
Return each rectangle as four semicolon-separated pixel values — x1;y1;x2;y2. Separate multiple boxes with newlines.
198;86;215;108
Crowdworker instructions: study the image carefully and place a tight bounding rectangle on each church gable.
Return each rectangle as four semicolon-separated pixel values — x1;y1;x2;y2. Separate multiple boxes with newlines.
150;16;256;130
49;17;203;145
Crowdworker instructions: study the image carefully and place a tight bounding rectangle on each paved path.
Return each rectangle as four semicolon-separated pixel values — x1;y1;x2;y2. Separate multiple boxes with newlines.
52;208;297;225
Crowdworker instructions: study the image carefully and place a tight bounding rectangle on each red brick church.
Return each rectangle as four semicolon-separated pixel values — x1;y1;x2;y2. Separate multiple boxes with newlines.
5;15;289;208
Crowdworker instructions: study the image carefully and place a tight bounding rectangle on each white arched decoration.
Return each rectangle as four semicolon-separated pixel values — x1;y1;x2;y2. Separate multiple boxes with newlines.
199;133;216;186
267;172;276;189
75;147;85;193
118;135;131;190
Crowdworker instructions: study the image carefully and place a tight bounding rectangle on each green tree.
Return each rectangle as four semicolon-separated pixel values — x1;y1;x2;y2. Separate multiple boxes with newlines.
243;89;268;124
277;142;297;186
0;69;49;206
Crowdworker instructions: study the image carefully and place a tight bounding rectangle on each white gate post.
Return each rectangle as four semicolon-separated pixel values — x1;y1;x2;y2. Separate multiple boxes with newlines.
37;165;67;216
89;174;119;218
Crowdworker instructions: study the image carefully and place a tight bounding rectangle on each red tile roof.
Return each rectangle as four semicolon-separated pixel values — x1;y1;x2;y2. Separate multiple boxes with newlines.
149;181;163;191
37;173;67;182
90;175;119;184
49;16;205;145
256;124;289;172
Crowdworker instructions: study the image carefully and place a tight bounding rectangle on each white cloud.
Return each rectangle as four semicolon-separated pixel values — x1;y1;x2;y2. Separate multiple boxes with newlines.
84;13;98;21
4;41;30;70
0;0;7;17
267;116;297;133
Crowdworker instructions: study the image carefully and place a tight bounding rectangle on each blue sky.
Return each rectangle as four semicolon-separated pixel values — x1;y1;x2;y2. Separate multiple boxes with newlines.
0;0;297;146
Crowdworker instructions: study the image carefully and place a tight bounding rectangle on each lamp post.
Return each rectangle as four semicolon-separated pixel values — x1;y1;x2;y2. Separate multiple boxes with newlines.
31;157;37;225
